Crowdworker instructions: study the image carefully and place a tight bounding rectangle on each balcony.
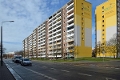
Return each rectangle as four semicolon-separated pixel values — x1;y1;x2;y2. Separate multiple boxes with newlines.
67;28;74;32
56;11;61;17
67;7;74;14
67;33;74;37
67;18;74;23
41;26;45;31
67;12;74;18
67;43;74;47
56;37;61;41
67;23;74;28
67;2;74;10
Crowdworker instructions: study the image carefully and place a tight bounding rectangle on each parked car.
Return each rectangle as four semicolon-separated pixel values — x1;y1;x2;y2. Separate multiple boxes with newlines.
21;58;32;66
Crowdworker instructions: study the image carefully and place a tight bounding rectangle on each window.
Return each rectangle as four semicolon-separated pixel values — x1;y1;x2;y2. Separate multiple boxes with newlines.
102;20;104;22
102;43;104;45
103;29;104;31
102;25;104;27
82;38;84;40
82;17;84;20
102;34;104;36
82;8;83;10
82;33;84;35
102;15;104;18
102;38;104;40
102;6;104;9
82;27;84;30
82;13;84;15
118;42;119;44
118;32;120;34
118;27;120;30
82;22;84;25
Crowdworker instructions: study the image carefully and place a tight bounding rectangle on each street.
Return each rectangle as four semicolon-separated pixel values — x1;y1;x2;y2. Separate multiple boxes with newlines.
4;59;120;80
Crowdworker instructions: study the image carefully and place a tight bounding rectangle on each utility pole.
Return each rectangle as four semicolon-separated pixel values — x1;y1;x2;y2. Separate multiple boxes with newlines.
1;21;14;66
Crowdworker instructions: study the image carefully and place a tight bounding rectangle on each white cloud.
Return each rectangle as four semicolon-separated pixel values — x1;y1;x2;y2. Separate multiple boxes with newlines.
51;0;60;5
0;0;54;52
0;0;68;52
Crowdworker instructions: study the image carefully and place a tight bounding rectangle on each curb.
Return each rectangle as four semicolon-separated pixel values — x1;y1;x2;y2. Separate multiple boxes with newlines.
5;63;23;80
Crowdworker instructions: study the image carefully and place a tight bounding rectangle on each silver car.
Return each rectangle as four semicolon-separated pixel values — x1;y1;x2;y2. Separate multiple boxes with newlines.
21;58;32;66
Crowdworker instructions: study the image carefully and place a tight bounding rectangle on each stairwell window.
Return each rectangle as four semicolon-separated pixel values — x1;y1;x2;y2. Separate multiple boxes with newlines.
82;27;84;30
102;15;104;18
82;13;84;15
102;6;104;9
102;20;104;22
82;38;84;40
102;25;104;27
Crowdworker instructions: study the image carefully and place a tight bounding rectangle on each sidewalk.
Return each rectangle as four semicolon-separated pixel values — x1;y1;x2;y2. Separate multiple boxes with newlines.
0;61;15;80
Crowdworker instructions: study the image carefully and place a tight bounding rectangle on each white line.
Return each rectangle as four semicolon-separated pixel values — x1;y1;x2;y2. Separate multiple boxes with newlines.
42;66;47;68
24;67;57;80
51;68;56;70
5;64;23;80
78;73;92;77
115;68;120;69
106;77;116;80
61;70;70;72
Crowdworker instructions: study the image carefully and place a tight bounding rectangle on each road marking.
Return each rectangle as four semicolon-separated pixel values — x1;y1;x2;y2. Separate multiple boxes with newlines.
78;73;92;77
42;66;47;68
51;68;56;70
61;70;70;72
24;67;57;80
115;68;120;69
106;77;116;80
5;64;23;80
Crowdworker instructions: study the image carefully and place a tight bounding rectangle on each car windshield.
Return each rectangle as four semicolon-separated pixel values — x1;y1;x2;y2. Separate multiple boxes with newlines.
23;59;30;61
15;56;22;59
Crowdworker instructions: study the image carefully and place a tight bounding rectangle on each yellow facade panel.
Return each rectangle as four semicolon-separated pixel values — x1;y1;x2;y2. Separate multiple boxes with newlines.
96;0;117;21
74;14;81;27
85;18;92;28
96;21;102;30
77;47;92;57
106;15;117;28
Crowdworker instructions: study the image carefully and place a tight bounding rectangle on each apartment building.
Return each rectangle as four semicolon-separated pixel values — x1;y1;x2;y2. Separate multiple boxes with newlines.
23;0;92;58
95;0;120;58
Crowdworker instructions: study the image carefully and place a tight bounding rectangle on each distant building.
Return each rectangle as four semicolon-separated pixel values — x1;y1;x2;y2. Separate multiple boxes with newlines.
23;0;92;58
95;0;120;58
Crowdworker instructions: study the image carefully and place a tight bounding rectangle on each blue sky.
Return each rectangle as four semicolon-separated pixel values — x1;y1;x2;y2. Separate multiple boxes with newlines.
0;0;107;53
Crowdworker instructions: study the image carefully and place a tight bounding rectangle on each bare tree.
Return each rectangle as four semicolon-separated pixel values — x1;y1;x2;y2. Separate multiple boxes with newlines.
105;34;117;58
14;50;24;56
0;43;6;53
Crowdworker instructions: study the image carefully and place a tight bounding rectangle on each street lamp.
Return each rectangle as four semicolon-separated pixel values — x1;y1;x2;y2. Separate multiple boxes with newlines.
1;21;14;66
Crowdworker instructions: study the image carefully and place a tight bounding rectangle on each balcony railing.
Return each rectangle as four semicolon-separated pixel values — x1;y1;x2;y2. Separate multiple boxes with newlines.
67;2;74;10
67;7;74;14
67;18;74;23
67;23;74;28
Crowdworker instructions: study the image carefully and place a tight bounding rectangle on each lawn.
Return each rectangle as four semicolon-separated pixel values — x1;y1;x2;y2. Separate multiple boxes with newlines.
31;57;120;62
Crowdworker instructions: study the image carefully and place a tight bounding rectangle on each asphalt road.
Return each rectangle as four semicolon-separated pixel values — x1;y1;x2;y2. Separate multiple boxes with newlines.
4;59;120;80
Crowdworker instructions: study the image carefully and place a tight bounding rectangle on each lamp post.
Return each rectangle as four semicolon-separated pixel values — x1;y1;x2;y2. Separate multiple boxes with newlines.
1;21;14;66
